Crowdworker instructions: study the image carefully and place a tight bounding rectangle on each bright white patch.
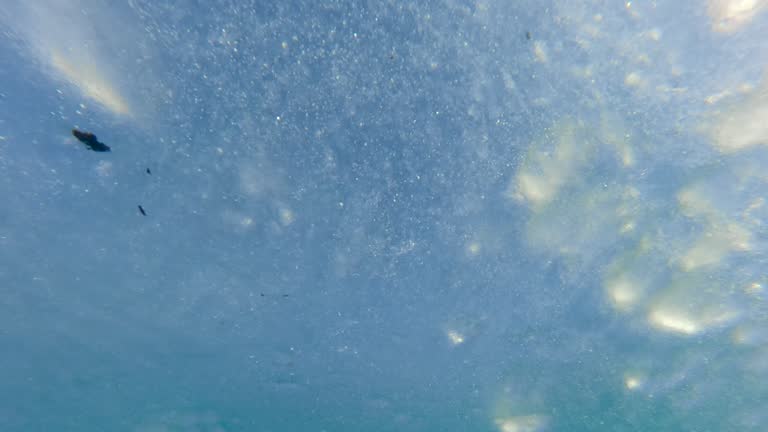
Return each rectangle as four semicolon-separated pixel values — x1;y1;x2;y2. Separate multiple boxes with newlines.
708;0;768;32
620;221;636;234
51;50;131;116
648;308;700;335
466;241;481;256
624;375;643;390
624;72;644;88
677;187;716;218
279;208;295;226
709;82;768;152
745;282;764;296
648;305;737;336
514;172;559;206
509;120;587;208
676;186;753;270
447;330;465;345
606;275;639;311
532;41;548;63
2;3;133;117
677;223;752;271
221;210;255;232
495;415;547;432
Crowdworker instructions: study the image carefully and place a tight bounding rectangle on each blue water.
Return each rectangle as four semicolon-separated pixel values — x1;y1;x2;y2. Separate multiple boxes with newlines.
1;1;767;431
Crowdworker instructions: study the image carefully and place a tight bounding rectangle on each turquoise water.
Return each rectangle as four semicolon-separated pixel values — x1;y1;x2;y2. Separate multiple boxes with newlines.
1;1;767;430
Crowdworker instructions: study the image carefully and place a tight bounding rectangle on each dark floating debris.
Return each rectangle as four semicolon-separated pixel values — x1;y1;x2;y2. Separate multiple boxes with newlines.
138;205;147;216
526;31;531;40
146;168;152;175
72;128;111;152
259;292;290;298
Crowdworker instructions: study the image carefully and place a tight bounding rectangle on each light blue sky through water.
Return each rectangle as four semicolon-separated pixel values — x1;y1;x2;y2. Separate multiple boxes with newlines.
1;1;767;431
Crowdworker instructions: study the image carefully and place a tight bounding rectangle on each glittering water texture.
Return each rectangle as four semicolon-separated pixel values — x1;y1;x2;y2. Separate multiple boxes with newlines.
1;1;767;430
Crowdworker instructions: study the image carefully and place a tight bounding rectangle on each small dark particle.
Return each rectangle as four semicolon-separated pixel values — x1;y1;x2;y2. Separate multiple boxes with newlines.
526;31;531;40
138;205;146;216
72;128;110;152
146;168;152;175
258;292;289;298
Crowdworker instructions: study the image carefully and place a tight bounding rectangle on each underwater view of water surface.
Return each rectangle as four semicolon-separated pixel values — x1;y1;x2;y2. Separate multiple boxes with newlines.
1;0;768;430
